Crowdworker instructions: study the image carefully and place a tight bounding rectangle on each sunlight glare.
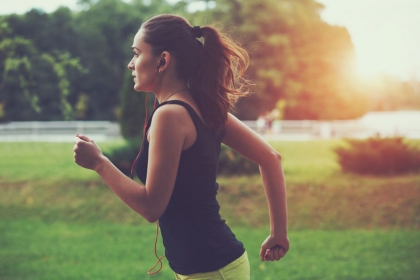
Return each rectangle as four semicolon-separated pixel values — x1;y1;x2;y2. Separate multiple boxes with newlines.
318;0;420;80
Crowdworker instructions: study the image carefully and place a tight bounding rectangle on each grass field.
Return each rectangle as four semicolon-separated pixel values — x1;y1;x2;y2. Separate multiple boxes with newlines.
1;140;420;279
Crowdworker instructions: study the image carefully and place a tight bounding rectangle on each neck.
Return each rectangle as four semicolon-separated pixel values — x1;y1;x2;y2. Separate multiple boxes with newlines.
154;80;189;104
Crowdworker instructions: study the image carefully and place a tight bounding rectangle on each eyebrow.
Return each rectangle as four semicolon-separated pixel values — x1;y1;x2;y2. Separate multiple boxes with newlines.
131;47;140;51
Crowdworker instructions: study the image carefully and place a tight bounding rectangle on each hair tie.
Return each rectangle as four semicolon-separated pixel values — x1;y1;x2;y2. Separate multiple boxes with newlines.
191;26;203;38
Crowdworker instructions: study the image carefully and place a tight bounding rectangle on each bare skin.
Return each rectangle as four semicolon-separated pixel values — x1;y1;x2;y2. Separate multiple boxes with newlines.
73;27;289;262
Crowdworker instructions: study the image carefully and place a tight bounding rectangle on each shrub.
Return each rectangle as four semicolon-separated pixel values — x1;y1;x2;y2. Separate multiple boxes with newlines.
218;145;259;175
334;137;420;175
103;139;141;176
104;142;259;177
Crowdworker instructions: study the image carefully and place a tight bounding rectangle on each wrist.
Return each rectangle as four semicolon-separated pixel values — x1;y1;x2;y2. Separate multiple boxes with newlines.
94;155;109;173
271;226;288;237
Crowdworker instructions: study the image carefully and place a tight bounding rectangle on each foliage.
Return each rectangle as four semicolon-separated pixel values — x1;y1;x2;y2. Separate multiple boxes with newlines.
335;137;420;175
1;0;418;123
118;71;155;140
218;144;259;175
0;17;86;121
192;0;369;120
71;0;140;120
1;0;374;123
102;139;141;176
0;1;182;122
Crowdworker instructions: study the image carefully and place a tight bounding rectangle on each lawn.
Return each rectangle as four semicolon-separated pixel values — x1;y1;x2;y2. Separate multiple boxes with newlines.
1;140;419;279
2;219;419;280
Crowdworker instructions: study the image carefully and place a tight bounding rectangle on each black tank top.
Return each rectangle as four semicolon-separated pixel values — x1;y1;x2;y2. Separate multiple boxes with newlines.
135;100;245;275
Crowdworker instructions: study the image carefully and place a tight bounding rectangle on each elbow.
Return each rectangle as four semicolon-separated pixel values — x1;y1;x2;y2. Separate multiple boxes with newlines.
145;215;158;223
138;199;167;223
272;150;282;161
142;209;162;223
259;150;282;169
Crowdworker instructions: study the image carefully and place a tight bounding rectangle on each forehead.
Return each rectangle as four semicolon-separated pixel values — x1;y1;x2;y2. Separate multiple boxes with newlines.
132;28;149;50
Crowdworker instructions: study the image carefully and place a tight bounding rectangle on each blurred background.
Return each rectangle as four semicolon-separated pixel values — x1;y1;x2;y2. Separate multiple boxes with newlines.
0;0;419;140
0;1;419;279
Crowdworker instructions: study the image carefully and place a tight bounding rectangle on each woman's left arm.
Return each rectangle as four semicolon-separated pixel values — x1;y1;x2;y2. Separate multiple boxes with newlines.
222;113;289;262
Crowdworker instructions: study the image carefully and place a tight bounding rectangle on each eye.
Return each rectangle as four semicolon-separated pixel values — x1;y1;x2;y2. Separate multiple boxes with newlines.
132;51;139;57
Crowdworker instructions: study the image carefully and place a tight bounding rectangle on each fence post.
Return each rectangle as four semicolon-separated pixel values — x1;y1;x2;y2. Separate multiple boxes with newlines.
319;122;332;139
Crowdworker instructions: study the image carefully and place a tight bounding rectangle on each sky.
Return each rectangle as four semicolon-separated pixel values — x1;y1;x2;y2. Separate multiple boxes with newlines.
1;0;419;80
317;0;420;80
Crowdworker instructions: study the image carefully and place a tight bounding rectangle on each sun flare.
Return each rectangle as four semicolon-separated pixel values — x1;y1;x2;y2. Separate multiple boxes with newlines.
319;0;420;80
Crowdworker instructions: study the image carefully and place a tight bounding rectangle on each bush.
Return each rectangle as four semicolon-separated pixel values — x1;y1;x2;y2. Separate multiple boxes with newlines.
104;142;259;177
334;137;420;175
218;145;259;175
103;139;142;176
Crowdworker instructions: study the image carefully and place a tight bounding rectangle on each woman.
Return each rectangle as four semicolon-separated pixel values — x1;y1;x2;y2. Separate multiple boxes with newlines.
73;14;289;279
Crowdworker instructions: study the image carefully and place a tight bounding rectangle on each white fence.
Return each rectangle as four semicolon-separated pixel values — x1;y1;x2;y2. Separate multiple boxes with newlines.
0;111;418;142
248;110;420;140
0;121;120;142
247;119;420;141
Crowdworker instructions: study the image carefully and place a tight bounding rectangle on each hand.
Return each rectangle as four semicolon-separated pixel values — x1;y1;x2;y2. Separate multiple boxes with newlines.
73;133;105;171
260;234;289;262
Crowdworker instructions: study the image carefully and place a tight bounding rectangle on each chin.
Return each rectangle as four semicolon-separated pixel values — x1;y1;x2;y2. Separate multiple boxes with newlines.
133;84;144;92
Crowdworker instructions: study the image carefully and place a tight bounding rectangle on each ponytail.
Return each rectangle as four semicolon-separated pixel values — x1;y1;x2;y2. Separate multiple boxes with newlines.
142;15;251;133
190;25;250;132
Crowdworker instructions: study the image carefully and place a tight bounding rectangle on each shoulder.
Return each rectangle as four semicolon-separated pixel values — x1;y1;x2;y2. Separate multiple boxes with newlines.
150;103;192;132
148;103;196;148
154;103;190;121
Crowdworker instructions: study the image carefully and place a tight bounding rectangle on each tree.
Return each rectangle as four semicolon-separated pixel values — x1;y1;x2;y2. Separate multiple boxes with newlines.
0;17;85;121
191;0;369;120
0;18;37;117
1;0;372;122
1;0;187;122
73;0;186;121
119;71;156;140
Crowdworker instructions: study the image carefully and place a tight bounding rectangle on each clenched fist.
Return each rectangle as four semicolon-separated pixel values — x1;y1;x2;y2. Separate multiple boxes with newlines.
73;134;105;171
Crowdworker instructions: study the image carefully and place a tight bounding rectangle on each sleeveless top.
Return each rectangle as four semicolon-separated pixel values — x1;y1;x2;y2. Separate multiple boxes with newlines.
135;100;245;275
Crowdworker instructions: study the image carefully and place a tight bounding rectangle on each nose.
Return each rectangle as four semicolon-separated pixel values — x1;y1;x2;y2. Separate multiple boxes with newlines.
127;58;134;70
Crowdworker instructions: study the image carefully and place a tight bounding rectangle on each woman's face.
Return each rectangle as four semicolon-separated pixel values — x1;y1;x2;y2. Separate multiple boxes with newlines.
127;28;159;92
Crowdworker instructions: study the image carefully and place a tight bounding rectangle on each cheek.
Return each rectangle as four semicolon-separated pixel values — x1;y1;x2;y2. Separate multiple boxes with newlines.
134;59;142;72
139;62;158;83
135;58;153;75
133;59;156;91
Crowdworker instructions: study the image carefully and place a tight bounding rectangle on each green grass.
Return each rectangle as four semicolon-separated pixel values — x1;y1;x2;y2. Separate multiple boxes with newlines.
270;140;341;183
1;140;420;279
0;140;131;182
1;219;419;280
217;174;420;229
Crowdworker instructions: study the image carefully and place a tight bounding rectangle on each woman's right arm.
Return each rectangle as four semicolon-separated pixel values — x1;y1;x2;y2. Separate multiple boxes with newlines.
222;113;289;261
73;105;188;223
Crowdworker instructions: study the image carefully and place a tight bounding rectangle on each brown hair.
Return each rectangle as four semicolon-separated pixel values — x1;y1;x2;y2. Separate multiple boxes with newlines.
141;14;250;132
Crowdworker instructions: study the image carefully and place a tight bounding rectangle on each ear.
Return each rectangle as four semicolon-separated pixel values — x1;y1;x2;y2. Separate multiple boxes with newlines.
157;51;171;73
